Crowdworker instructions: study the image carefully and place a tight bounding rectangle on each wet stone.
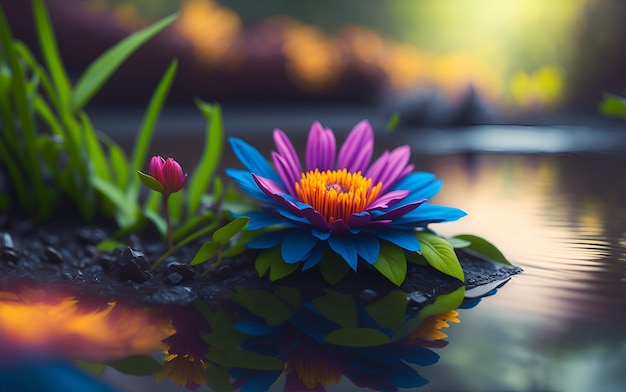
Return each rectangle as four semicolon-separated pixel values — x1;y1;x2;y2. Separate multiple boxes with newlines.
96;254;117;271
117;247;152;283
45;247;65;265
37;230;59;246
75;226;107;245
0;232;20;262
164;262;196;285
215;264;233;280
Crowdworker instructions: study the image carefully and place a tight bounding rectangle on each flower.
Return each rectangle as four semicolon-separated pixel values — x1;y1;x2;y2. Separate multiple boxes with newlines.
226;120;465;282
142;156;188;196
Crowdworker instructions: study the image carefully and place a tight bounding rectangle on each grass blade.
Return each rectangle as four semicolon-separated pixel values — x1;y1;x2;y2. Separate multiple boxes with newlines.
32;0;72;111
71;13;178;112
187;100;223;218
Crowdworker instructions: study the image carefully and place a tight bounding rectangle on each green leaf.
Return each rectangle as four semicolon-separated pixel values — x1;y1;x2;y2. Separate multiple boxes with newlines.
318;251;350;285
71;13;178;112
137;171;164;193
416;232;464;281
33;0;71;110
365;291;408;330
81;113;111;182
213;217;249;244
373;242;407;286
190;241;220;266
273;287;301;312
234;287;293;325
187;100;224;218
104;355;162;376
129;59;178;196
256;245;300;281
446;236;471;248
313;290;357;328
324;328;391;347
92;177;137;229
453;234;512;265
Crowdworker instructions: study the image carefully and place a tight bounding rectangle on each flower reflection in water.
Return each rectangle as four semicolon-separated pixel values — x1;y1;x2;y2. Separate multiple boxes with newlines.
0;288;169;362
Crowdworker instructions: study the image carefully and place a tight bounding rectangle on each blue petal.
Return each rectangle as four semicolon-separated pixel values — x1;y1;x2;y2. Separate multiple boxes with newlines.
242;211;296;230
392;172;436;193
354;233;380;264
302;242;328;270
312;227;331;240
229;137;281;183
328;236;358;271
372;230;421;252
281;231;319;263
247;231;285;249
226;169;274;204
392;203;467;225
237;370;283;392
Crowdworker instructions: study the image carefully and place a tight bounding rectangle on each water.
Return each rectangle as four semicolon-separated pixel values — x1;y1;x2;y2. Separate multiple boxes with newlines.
2;120;625;391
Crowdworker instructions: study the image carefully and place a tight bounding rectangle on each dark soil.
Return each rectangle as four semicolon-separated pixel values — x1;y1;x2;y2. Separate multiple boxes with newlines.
0;214;522;307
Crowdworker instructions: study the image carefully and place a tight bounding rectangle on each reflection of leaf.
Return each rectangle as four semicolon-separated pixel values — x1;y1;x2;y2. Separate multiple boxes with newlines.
324;327;391;347
105;355;162;375
274;287;301;311
206;365;234;392
373;242;407;286
421;287;465;318
416;232;464;281
206;349;282;370
453;234;511;265
319;251;350;285
234;287;293;325
394;287;465;340
313;290;357;328
366;291;408;330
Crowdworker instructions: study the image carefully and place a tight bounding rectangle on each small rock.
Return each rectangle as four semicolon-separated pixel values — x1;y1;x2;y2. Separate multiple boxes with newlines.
0;232;20;262
76;226;107;245
117;247;152;283
127;234;144;253
96;254;117;271
164;262;196;285
38;230;59;246
214;265;233;280
45;247;65;264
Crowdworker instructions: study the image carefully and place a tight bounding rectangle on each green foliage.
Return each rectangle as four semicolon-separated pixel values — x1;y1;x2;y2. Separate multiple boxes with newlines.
233;287;294;325
415;231;465;282
600;93;626;120
373;241;408;286
255;244;300;281
318;251;351;285
0;0;178;222
312;290;358;328
452;234;512;265
324;327;391;347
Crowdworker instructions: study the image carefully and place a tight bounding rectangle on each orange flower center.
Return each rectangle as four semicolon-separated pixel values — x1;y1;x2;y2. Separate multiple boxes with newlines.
295;169;382;224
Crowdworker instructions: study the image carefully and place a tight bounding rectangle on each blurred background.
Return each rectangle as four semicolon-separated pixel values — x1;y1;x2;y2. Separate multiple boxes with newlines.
3;0;625;129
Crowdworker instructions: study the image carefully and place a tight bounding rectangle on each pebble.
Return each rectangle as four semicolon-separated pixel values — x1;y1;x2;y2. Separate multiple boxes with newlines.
117;247;152;283
164;261;196;285
0;232;20;262
407;291;432;307
75;226;107;245
359;288;378;303
37;230;59;246
214;264;233;280
45;247;65;264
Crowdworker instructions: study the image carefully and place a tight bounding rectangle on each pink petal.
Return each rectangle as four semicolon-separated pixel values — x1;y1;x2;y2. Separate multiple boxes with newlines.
305;121;336;172
376;146;412;194
375;199;426;220
272;152;298;197
273;129;302;186
148;156;165;183
367;190;409;210
337;120;373;173
252;174;301;215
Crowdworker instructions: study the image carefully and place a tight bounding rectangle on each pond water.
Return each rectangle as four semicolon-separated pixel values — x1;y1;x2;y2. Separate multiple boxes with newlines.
1;121;625;392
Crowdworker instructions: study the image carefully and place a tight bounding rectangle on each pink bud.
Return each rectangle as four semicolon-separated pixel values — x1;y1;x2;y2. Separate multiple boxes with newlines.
148;155;187;196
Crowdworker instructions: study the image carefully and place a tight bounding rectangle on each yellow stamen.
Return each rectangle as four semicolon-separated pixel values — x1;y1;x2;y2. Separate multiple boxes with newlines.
295;169;382;224
286;353;343;388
